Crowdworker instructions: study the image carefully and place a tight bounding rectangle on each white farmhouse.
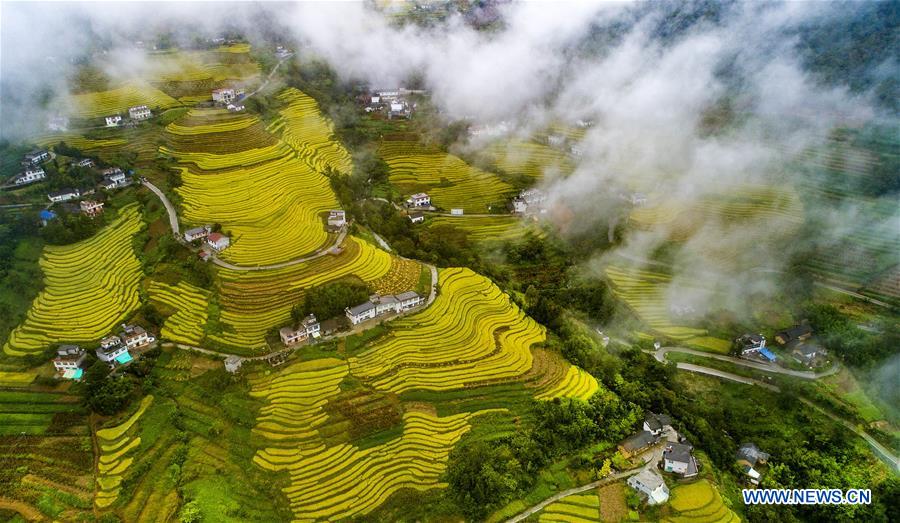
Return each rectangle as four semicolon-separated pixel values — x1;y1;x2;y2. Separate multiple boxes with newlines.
345;301;377;325
47;188;81;203
279;314;321;345
396;291;424;310
662;442;699;478
371;294;400;316
120;324;155;350
408;212;425;224
53;345;86;373
24;150;51;164
183;225;211;242
105;115;123;127
97;336;129;363
627;469;669;505
12;168;46;186
128;105;152;120
206;232;230;251
212;88;236;104
407;192;430;207
327;210;347;228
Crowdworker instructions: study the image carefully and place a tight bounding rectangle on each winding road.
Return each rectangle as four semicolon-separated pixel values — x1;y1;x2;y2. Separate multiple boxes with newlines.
650;346;840;380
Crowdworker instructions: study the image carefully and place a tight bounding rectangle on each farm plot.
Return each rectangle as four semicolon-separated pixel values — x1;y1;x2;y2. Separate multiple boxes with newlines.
349;268;598;397
254;410;481;522
604;266;712;343
148;281;211;345
664;479;740;523
538;493;601;523
369;256;423;295
4;205;143;356
479;139;575;181
66;82;180;119
380;141;515;212
272;88;353;175
427;215;542;243
94;395;154;509
212;237;393;349
165;108;339;265
0;390;84;436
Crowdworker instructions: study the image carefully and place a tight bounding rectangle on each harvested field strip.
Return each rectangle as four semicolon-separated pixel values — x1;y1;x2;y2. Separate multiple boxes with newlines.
539;493;601;523
274;88;353;175
95;395;153;509
427;215;540;242
534;366;598;401
481;139;575;180
148;280;211;345
67;82;180;119
0;371;36;387
380;141;514;212
664;479;740;522
3;205;144;355
370;256;423;295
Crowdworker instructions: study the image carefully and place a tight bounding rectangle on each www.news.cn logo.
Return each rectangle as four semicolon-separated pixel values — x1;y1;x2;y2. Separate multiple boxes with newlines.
743;489;872;505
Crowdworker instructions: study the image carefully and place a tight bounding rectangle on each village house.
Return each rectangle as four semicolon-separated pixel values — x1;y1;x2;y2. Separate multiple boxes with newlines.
97;336;130;364
619;430;656;458
224;355;242;374
643;412;673;437
372;294;400;315
736;442;770;485
128;105;152;120
345;291;424;325
99;168;129;190
207;232;231;251
80;200;104;217
53;345;86;378
47;116;69;132
388;100;411;119
75;158;94;168
226;103;245;112
197;251;211;262
407;192;431;207
327;210;347;228
183;225;211;242
105;115;123;127
12;168;46;186
408;211;425;224
279;314;321;345
512;188;547;215
120;324;155;350
735;333;766;354
345;301;377;325
628;469;670;505
450;208;464;216
24;150;51;165
775;324;813;345
212;88;236;104
396;291;425;310
793;343;826;366
47;188;81;203
662;442;699;477
39;209;57;226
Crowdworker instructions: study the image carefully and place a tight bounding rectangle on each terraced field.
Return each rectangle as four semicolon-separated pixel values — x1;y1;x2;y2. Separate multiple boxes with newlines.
538;493;601;522
272;88;353;175
148;281;211;345
33;133;128;151
664;479;740;523
0;390;85;436
380;141;514;212
212;237;394;350
67;82;181;119
165;103;339;265
480;139;575;181
370;256;424;295
3;205;144;355
95;396;153;509
428;215;542;243
349;268;598;396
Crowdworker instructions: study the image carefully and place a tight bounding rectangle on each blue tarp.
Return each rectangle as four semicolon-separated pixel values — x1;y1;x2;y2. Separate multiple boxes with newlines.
759;348;777;361
39;210;56;220
115;351;133;365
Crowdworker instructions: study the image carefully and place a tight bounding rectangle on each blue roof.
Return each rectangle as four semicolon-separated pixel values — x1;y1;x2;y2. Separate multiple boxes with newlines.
115;351;133;365
759;348;777;361
39;210;57;220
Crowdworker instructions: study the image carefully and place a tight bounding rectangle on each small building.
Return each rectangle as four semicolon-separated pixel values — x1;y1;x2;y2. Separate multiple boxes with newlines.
346;301;377;325
327;210;347;228
512;197;527;214
224;355;242;374
279;325;309;345
105;115;123;127
184;225;211;242
792;343;823;364
450;208;464;216
396;291;424;310
100;168;128;190
226;103;245;112
372;294;400;316
513;188;547;215
75;158;94;168
100;335;122;350
662;442;698;477
619;430;656;458
128;105;152;120
407;193;431;207
212;88;236;104
198;251;211;262
736;443;770;485
12;168;46;185
120;324;155;350
53;345;86;376
408;212;424;224
80;200;104;217
735;333;766;355
643;413;673;437
47;116;69;132
48;188;81;203
301;314;321;338
39;209;57;226
388;100;411;119
207;232;230;251
775;324;813;345
628;469;669;505
24;150;50;164
758;347;777;362
96;342;129;364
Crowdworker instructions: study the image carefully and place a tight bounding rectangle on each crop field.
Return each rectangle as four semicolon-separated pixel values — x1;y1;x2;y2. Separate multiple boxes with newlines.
380;141;515;212
148;281;211;345
67;82;181;119
427;215;543;243
32;133;128;151
95;396;154;509
212;237;393;350
165;104;340;265
272;88;353;175
370;256;424;295
604;266;728;347
479;139;575;181
3;205;144;355
538;493;601;523
0;371;36;388
664;479;740;523
0;390;84;436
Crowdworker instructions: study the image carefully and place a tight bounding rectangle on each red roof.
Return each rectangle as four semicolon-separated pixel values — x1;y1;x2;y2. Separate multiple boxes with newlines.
208;232;224;242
